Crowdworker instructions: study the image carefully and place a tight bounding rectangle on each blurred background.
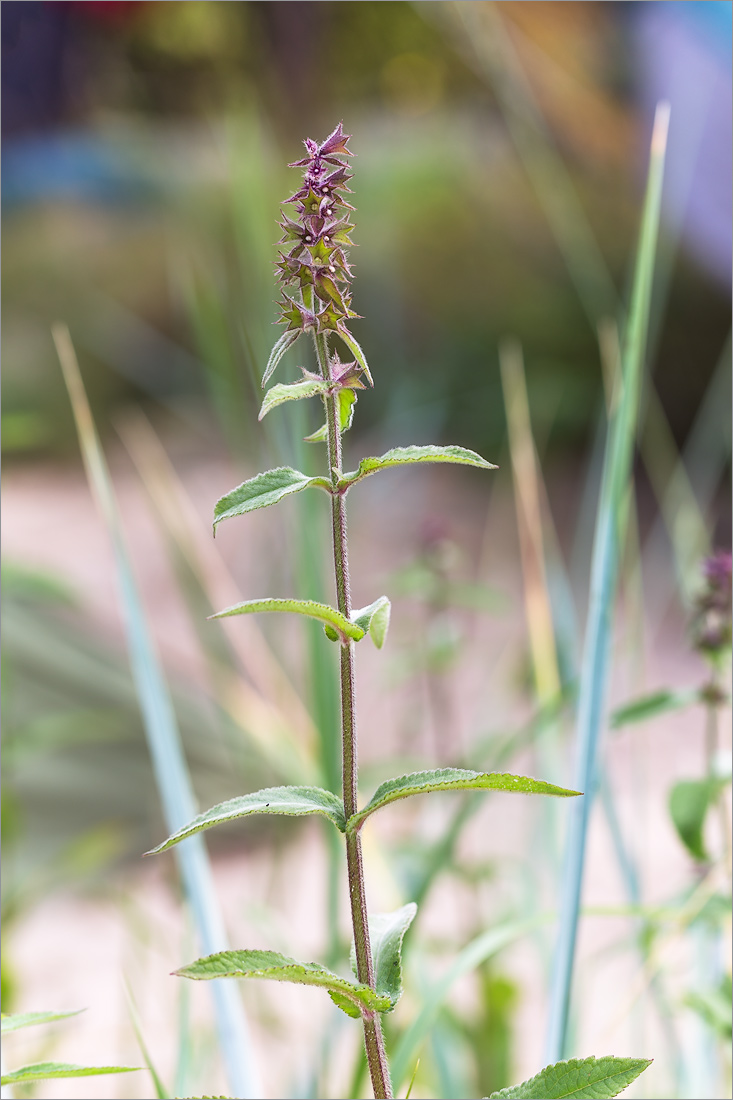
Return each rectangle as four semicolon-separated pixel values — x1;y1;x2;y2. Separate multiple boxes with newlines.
2;3;731;1099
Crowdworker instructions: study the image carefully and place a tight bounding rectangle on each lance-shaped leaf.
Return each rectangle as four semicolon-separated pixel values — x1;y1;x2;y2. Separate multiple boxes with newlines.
363;903;417;1009
147;786;346;854
332;902;417;1019
339;445;497;489
305;388;357;443
1;1063;139;1086
209;597;366;644
174;950;392;1015
259;378;329;420
348;769;581;832
262;329;301;388
1;1010;84;1033
334;327;373;385
213;468;331;532
487;1055;652;1099
352;596;391;649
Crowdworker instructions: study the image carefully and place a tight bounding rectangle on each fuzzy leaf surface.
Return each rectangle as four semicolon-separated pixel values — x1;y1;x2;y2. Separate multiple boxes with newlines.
363;903;417;1009
349;769;581;831
262;330;300;387
175;950;391;1013
1;1063;138;1086
209;597;365;643
487;1055;652;1098
213;468;331;531
147;786;346;854
340;445;497;489
334;328;373;385
610;688;699;729
259;379;328;420
352;596;391;649
304;388;357;443
1;1010;83;1033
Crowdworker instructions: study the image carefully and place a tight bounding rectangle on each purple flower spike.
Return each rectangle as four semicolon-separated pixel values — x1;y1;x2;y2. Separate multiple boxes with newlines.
273;123;369;384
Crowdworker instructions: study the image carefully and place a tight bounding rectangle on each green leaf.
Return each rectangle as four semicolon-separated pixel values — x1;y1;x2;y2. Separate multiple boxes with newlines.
340;445;497;489
1;1010;84;1033
1;1063;139;1086
335;905;416;1018
259;379;328;420
334;328;374;385
328;991;362;1018
352;596;391;649
348;769;581;832
262;330;300;388
364;903;417;1010
669;778;722;862
174;950;392;1015
213;468;331;532
209;597;366;644
487;1055;652;1098
304;388;357;443
147;786;346;853
610;689;699;729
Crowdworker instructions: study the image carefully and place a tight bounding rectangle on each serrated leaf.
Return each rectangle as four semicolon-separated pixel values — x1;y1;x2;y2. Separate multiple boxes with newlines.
334;328;373;385
1;1063;139;1086
209;597;366;643
259;379;328;420
610;688;699;729
174;950;392;1014
1;1010;84;1033
357;903;417;1010
213;468;331;532
669;778;722;862
352;596;391;649
339;445;497;489
328;991;362;1018
147;786;346;853
487;1055;652;1098
348;769;581;832
262;330;300;387
304;388;357;443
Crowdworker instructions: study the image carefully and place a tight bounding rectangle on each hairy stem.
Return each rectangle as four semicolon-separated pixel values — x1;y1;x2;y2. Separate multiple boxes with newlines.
314;331;393;1099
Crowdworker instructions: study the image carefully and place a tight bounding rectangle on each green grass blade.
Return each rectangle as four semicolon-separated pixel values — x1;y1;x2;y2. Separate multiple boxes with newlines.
391;915;550;1089
124;980;170;1100
53;325;263;1099
1;1063;139;1086
544;104;670;1064
1;1010;83;1033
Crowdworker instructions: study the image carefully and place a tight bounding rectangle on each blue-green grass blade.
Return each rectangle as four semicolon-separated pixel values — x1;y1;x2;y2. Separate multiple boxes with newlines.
544;104;670;1064
391;915;550;1089
54;325;263;1099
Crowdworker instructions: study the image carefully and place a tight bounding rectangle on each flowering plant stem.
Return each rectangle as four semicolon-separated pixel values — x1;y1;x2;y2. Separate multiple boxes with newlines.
315;330;393;1097
147;123;651;1100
